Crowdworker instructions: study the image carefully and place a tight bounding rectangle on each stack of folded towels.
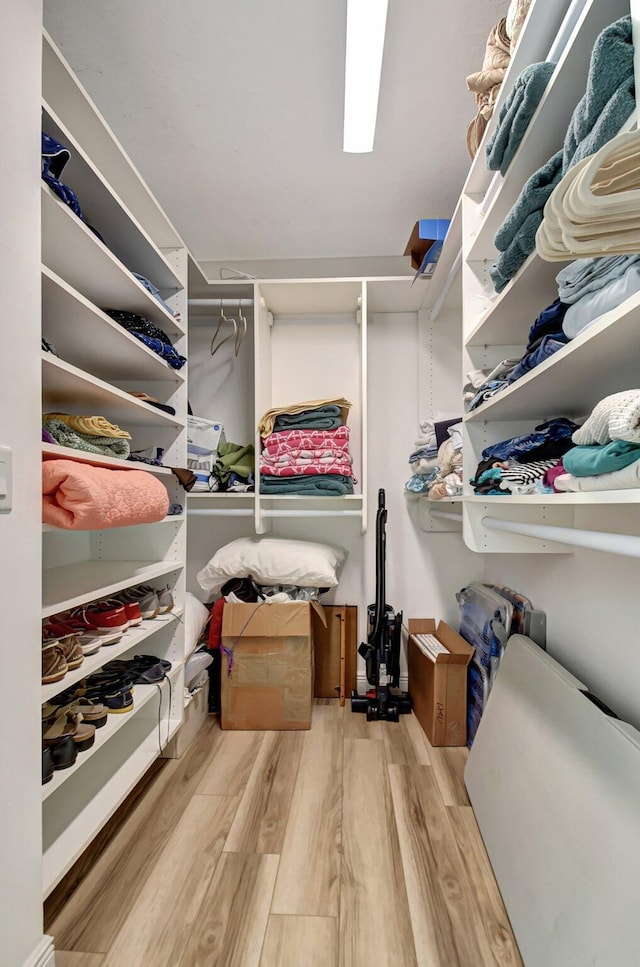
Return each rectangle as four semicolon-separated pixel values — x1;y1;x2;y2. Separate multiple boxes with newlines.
42;412;132;460
258;397;354;496
552;391;640;493
405;418;463;500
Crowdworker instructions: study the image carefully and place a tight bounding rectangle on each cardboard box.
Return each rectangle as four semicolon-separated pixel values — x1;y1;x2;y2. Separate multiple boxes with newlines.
407;618;474;747
404;218;451;274
221;602;326;730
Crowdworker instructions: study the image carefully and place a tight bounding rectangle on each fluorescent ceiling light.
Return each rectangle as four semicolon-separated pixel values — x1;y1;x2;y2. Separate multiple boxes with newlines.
343;0;389;153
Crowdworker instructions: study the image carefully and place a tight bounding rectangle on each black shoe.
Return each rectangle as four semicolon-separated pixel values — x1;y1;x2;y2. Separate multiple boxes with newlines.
42;747;54;784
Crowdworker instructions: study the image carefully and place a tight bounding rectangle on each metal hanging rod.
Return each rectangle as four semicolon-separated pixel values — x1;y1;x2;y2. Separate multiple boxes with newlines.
429;248;462;323
187;508;254;517
429;510;463;523
482;515;640;559
188;298;254;308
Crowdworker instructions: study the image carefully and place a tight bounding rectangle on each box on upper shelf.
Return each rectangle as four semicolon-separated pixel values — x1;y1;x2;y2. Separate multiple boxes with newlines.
404;219;451;277
407;618;473;747
187;416;225;490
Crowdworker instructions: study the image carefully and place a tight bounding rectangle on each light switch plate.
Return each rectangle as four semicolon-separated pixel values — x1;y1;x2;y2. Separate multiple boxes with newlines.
0;446;12;512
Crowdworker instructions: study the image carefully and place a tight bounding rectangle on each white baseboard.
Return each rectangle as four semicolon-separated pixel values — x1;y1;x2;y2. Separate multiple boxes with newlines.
22;936;55;967
356;674;409;693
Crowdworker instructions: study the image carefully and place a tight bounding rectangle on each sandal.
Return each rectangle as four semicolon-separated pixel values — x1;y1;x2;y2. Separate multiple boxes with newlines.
43;698;108;730
43;709;96;753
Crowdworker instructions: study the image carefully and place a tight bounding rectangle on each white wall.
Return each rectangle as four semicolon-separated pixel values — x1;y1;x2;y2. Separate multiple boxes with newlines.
483;506;640;731
0;2;51;966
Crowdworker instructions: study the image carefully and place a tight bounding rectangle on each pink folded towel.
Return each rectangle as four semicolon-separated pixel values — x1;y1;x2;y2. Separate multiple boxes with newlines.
43;459;169;530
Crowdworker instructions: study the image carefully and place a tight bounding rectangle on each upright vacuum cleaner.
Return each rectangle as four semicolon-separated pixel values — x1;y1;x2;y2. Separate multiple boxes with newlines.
351;488;412;722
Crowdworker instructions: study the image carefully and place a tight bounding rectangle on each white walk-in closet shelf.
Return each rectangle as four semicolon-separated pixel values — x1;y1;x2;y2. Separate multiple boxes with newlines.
40;30;191;899
418;0;640;555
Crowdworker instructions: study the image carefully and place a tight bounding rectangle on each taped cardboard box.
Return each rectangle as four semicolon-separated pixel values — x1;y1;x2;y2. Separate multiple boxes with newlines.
407;618;473;747
221;601;326;730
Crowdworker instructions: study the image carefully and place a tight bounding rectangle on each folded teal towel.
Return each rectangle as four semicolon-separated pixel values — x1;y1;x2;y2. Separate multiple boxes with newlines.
260;473;354;496
487;62;556;176
43;419;131;459
273;405;343;432
491;16;635;293
563;440;640;477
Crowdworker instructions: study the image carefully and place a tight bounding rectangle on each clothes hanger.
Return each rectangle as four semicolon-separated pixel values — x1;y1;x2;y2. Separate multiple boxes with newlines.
210;301;237;356
235;299;248;357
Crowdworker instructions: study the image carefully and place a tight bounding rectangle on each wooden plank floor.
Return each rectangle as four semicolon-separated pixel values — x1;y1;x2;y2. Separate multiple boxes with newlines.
46;703;522;967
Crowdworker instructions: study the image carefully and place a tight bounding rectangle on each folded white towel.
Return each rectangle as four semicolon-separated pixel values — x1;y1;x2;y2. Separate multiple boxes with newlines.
555;459;640;491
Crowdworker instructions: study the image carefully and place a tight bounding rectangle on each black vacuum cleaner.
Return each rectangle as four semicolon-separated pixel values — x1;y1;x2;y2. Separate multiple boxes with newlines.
351;488;412;722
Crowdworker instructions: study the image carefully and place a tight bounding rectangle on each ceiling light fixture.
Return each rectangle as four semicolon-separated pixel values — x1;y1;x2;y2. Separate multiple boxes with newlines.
343;0;389;153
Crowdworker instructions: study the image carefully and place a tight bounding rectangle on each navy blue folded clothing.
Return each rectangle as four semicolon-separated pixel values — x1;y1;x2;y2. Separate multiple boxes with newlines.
526;299;569;350
506;335;568;385
482;419;578;463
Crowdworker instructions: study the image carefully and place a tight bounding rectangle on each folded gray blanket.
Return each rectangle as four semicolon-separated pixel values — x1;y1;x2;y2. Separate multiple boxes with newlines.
556;254;640;303
491;16;635;293
273;405;344;432
260;473;354;496
486;62;556;175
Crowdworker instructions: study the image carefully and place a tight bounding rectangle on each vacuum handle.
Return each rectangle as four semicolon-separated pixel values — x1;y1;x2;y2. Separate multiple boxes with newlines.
378;488;385;510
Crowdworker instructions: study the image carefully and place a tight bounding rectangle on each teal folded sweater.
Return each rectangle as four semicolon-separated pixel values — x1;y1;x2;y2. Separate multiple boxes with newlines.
486;62;556;176
563;440;640;477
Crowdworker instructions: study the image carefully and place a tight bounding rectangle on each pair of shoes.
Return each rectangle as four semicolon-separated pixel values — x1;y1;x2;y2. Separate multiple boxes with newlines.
83;672;135;714
43;708;96;755
43;697;108;730
41;631;85;685
103;654;172;685
115;585;173;619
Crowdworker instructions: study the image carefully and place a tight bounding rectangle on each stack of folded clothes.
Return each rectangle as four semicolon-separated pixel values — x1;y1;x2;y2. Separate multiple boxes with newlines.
471;418;579;496
209;441;255;493
43;412;132;460
552;390;640;493
466;299;570;411
490;15;635;293
103;309;186;370
465;17;511;160
258;397;354;496
405;418;463;499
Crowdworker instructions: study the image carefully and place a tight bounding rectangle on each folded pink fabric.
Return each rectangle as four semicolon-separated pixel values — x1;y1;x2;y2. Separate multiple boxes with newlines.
259;461;354;477
43;459;169;530
262;426;350;457
261;449;353;467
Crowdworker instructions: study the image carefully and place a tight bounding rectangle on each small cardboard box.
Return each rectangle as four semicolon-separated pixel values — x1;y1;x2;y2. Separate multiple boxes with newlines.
403;218;451;274
407;618;474;747
221;602;326;730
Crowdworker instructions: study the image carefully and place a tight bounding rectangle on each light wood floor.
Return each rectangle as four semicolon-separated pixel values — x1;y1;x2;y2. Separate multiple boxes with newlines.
47;702;522;967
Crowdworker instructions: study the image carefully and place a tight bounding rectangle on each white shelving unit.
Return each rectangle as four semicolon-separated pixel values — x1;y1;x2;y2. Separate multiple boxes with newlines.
40;31;190;901
454;0;640;553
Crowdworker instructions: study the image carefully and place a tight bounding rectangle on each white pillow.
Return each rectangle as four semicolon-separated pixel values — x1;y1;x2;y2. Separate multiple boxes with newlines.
184;592;210;657
197;536;346;596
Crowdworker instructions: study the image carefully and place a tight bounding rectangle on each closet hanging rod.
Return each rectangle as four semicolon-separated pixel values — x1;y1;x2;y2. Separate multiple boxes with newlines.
429;510;463;523
187;508;254;517
188;298;254;308
482;515;640;559
429;248;463;323
262;509;362;519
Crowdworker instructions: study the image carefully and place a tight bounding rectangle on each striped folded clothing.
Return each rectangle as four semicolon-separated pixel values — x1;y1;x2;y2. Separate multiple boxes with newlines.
260;461;354;478
261;449;352;467
43;412;131;439
262;426;350;457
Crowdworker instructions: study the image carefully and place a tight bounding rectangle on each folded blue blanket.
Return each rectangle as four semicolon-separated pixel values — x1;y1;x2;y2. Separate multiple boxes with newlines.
486;62;556;176
260;473;354;496
491;16;635;293
556;254;640;303
273;405;344;432
563;263;640;339
563;441;640;477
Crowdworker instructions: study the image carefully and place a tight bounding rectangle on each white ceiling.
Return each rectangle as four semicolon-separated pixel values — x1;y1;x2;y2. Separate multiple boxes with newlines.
44;0;506;267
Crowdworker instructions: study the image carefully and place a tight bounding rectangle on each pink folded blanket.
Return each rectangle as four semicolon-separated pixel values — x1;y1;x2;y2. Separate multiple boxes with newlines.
261;449;353;467
262;426;350;457
43;459;169;530
260;461;354;478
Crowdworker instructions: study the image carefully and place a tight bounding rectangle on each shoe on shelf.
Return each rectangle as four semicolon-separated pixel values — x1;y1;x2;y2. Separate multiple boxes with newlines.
157;588;174;614
42;642;68;685
46;616;118;648
102;684;134;714
42;747;54;784
118;586;160;620
43;709;96;754
47;734;77;771
68;603;128;636
44;630;84;672
104;596;142;627
43;697;108;730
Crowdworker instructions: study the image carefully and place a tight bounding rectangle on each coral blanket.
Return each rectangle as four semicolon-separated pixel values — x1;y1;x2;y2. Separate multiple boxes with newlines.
43;459;169;530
